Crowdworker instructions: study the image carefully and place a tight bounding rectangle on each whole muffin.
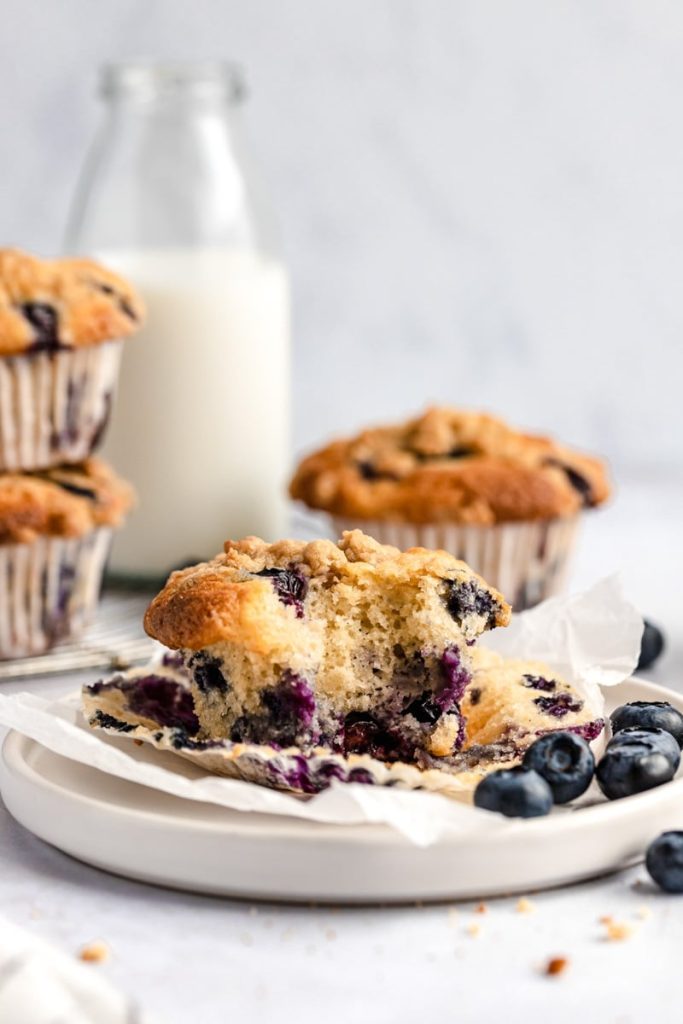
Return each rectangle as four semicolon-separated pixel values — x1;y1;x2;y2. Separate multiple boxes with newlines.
0;458;133;658
0;249;144;471
290;406;611;609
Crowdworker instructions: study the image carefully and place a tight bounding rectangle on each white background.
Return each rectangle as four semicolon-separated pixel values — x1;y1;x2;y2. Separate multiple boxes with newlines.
2;0;681;474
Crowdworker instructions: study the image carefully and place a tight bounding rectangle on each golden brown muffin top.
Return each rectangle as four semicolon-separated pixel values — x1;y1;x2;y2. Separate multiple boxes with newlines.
0;249;144;356
144;529;511;651
290;406;611;525
0;458;135;543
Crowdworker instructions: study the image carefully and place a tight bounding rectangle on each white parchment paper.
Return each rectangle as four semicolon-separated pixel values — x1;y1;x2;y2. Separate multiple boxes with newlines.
0;577;643;846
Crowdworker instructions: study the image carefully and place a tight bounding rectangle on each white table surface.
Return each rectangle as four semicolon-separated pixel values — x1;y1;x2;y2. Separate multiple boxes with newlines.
2;481;682;1024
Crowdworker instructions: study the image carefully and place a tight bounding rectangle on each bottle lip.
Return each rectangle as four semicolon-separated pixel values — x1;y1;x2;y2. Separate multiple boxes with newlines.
100;60;246;103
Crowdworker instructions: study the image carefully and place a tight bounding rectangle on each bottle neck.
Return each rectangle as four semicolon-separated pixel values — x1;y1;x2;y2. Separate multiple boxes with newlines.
100;60;245;106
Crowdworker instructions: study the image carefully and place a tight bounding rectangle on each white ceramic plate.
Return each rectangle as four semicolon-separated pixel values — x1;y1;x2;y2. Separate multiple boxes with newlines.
2;677;682;904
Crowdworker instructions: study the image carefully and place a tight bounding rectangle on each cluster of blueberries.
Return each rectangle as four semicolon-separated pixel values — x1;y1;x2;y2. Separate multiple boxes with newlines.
474;698;683;893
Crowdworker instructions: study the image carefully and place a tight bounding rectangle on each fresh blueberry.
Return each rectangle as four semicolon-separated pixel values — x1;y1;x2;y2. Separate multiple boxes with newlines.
646;832;683;892
596;738;677;800
522;731;595;804
611;701;683;749
474;767;553;818
637;621;665;672
607;727;680;771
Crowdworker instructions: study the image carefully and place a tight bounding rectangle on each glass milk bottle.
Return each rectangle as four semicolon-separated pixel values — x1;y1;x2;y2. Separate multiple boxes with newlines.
65;61;290;581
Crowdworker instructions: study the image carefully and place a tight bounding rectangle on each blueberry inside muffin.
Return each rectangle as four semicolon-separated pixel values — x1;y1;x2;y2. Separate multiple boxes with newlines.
143;531;511;765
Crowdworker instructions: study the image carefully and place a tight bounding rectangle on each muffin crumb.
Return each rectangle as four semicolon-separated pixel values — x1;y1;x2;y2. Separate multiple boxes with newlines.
516;897;535;914
544;956;569;977
79;941;110;963
602;920;634;942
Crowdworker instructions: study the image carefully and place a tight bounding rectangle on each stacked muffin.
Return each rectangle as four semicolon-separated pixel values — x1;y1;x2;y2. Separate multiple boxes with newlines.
0;249;143;658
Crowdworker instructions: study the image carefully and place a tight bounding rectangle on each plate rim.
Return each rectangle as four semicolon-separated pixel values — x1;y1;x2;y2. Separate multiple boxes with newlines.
2;675;683;846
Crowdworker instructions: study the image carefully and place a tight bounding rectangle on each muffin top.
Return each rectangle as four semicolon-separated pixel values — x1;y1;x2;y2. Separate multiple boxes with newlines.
290;406;611;525
462;647;604;750
144;529;511;651
0;458;134;543
0;249;145;356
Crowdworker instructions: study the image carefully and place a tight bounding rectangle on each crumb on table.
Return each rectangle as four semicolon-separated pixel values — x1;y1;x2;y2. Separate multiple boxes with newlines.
79;941;110;963
544;956;569;977
516;897;535;914
602;920;635;942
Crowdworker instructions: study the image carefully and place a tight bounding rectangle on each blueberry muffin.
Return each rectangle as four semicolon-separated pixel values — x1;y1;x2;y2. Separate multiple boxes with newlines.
460;648;605;763
290;406;611;609
0;457;133;658
0;249;144;471
142;531;510;766
82;646;604;800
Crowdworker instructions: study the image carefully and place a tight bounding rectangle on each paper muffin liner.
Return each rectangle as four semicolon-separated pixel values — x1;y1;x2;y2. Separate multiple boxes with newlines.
0;340;122;471
81;657;606;803
329;515;580;611
0;527;112;659
81;664;512;802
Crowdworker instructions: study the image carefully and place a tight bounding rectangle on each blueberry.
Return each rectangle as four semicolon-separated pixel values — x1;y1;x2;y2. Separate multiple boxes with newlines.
127;675;199;732
522;674;557;692
474;767;553;818
342;712;409;762
187;653;228;694
445;580;499;629
439;646;470;706
646;832;683;892
261;671;316;742
22;301;61;353
545;458;594;507
596;739;676;800
637;621;665;672
403;691;442;724
255;567;308;618
523;731;595;804
533;692;584;718
611;701;683;749
607;727;680;771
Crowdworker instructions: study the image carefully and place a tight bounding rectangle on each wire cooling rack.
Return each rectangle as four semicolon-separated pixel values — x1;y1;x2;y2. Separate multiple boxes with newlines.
0;589;159;680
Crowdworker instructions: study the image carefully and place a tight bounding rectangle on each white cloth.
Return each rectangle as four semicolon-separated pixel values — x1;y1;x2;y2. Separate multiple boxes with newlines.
0;915;155;1024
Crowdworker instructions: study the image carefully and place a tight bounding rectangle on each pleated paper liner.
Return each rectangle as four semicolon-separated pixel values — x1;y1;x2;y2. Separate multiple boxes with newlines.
0;340;122;471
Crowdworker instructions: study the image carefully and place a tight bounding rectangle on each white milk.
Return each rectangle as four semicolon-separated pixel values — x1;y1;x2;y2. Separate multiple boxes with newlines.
99;247;290;578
